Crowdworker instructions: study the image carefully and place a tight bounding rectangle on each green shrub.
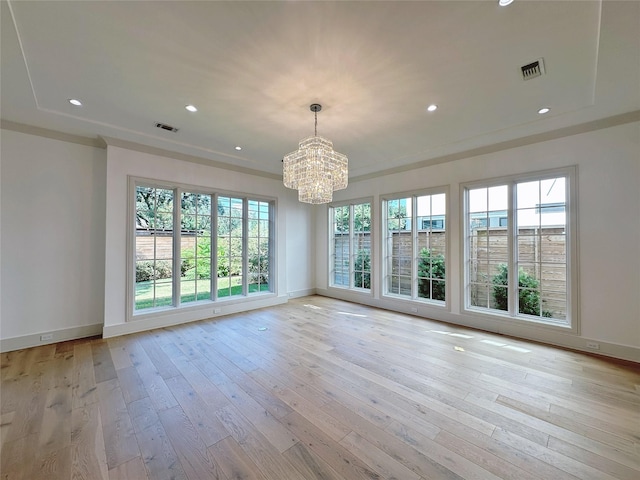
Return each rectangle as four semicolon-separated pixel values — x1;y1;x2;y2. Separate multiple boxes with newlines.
354;249;371;289
492;264;552;317
135;260;172;282
417;248;445;300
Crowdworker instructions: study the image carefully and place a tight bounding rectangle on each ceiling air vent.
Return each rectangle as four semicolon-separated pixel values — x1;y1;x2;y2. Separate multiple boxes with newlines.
155;122;179;133
521;58;545;81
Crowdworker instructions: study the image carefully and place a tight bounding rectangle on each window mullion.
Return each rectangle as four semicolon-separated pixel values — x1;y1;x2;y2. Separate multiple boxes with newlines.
242;198;249;296
411;196;418;299
173;187;181;307
211;193;218;301
349;205;355;288
508;182;517;316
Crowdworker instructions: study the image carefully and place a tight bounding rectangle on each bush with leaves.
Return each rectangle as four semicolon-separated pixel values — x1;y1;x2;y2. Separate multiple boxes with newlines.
248;252;269;285
417;248;445;300
492;264;552;317
135;260;172;282
354;249;371;289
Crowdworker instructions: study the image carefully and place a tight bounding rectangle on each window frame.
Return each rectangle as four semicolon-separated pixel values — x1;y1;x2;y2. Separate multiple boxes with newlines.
461;166;578;332
381;187;449;306
127;177;276;321
328;198;373;293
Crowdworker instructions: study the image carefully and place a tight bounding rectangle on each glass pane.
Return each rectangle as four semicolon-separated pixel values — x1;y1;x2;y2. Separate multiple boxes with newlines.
354;203;371;232
432;280;446;301
517;181;540;209
398;276;412;296
416;195;431;217
259;219;269;235
197;279;211;300
218;196;231;213
432;194;446;216
181;279;195;303
469;188;487;213
197;215;211;232
182;214;196;231
490;286;508;311
542;177;565;204
470;283;489;308
486;237;508;264
230;198;243;217
540;263;566;285
519;263;540;283
154;276;173;307
519;287;541;316
156;189;174;212
517;207;540;228
541;290;566;320
388;275;400;295
488;185;508;211
417;279;431;299
517;235;539;262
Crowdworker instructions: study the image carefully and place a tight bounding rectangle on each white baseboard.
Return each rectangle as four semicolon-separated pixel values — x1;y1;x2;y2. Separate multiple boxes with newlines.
287;288;317;299
1;323;104;353
316;288;640;364
103;295;288;338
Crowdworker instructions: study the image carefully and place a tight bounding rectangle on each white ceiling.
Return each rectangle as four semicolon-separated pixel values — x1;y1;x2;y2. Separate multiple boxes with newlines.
2;0;639;179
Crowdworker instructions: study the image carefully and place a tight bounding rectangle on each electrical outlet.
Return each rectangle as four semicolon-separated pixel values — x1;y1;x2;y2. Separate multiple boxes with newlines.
586;341;600;350
214;308;221;314
40;333;53;341
410;307;418;313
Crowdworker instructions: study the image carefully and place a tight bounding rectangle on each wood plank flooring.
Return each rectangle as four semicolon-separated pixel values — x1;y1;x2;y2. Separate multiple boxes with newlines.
1;296;639;479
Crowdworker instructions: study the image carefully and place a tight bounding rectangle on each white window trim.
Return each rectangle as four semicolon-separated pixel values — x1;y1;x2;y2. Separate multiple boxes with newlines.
381;187;449;307
460;166;579;333
328;197;374;294
127;176;277;322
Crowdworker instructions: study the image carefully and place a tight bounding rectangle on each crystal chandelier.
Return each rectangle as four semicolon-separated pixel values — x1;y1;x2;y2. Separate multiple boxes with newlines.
283;104;348;204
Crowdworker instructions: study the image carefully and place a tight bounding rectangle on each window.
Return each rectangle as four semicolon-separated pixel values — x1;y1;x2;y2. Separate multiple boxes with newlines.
217;196;244;298
180;192;212;304
384;191;446;303
247;199;271;294
465;170;574;327
133;181;274;314
135;186;174;309
329;201;372;291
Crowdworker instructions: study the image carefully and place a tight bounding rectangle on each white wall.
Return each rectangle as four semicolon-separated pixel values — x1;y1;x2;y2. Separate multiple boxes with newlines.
1;129;107;350
2;122;638;362
0;130;316;349
317;122;640;362
103;145;315;337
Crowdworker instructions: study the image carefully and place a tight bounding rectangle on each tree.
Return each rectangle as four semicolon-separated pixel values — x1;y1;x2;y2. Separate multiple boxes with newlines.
334;204;371;233
388;204;408;230
136;186;173;230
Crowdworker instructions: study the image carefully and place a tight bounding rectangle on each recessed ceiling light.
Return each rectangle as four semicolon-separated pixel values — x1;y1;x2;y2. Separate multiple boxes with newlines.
427;104;438;112
185;104;198;112
499;0;514;6
538;107;550;114
235;146;242;151
68;99;82;106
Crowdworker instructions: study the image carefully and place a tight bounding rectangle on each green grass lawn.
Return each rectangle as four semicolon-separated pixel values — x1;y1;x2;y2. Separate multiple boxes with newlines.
135;277;269;310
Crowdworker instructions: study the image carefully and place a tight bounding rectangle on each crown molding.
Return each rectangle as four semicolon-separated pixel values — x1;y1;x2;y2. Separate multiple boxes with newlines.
1;120;106;148
350;110;640;183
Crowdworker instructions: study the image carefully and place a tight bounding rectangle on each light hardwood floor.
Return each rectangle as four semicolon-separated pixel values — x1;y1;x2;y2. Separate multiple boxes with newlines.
1;296;639;479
